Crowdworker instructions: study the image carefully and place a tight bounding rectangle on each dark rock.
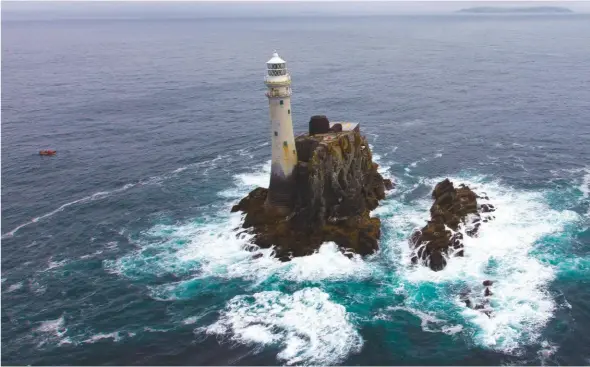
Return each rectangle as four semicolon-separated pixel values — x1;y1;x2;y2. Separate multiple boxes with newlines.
477;192;490;200
459;283;495;316
308;115;330;135
460;289;472;308
232;130;387;261
383;178;395;190
252;253;264;260
465;222;481;237
483;280;493;287
330;123;343;133
409;179;481;271
480;204;496;213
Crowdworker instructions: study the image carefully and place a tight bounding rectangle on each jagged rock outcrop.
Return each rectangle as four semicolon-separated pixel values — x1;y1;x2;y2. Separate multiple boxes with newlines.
409;179;495;271
232;131;392;261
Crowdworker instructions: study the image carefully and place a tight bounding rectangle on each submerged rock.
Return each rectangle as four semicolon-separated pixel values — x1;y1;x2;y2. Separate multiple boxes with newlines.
232;130;388;260
409;179;494;271
459;281;496;318
383;178;395;190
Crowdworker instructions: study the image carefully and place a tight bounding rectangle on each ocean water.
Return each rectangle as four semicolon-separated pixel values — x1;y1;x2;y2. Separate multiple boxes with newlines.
2;3;590;365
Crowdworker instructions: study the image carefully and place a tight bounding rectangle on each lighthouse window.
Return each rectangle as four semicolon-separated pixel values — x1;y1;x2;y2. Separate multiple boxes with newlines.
267;68;287;76
274;131;278;136
288;109;291;114
280;100;284;105
283;141;288;147
268;63;285;70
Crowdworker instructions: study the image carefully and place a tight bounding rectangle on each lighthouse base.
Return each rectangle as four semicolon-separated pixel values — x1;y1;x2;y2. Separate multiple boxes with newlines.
265;168;296;216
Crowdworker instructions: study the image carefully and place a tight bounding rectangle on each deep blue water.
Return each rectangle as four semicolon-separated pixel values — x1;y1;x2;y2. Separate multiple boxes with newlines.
2;5;590;365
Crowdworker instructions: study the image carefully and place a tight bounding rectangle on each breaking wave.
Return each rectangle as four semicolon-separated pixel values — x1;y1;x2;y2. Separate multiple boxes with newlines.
203;287;363;366
105;162;376;286
380;173;584;353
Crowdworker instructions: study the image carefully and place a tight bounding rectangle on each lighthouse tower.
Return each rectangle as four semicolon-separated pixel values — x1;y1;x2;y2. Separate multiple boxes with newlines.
265;51;298;213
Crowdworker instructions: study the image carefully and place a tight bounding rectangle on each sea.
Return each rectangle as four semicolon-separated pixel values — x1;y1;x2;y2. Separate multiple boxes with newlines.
2;2;590;365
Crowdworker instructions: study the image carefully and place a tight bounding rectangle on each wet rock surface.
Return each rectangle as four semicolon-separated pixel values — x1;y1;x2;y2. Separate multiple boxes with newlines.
232;131;392;261
409;178;496;271
460;280;496;318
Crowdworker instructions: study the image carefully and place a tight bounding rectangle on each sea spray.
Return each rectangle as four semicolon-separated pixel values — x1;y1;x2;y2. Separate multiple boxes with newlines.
204;288;363;366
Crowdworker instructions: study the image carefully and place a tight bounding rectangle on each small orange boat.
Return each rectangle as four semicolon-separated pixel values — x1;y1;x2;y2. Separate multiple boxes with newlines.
39;150;57;156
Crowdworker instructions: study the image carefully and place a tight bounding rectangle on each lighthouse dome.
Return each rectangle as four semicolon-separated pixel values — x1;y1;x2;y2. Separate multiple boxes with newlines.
266;51;289;78
266;51;286;65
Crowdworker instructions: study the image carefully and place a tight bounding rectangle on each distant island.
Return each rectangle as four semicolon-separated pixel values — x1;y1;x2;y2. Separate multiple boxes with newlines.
458;6;573;14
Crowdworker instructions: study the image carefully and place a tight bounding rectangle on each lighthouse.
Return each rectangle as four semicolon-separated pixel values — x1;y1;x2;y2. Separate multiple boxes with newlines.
265;51;298;213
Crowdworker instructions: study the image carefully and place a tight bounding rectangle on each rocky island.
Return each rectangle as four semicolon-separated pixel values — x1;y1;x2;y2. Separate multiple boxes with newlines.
233;116;392;261
409;178;496;271
230;53;393;261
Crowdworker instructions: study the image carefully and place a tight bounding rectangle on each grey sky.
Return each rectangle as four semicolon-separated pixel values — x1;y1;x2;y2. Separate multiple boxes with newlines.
3;1;590;20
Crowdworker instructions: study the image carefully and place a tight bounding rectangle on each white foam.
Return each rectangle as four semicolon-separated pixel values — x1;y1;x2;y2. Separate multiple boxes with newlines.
143;327;169;333
36;315;68;346
58;337;74;346
5;282;23;293
275;242;376;282
388;306;442;328
384;175;581;353
538;340;559;365
399;153;443;173
387;306;463;334
205;288;363;365
36;316;66;334
218;161;270;199
41;258;68;272
182;316;200;325
234;161;271;188
442;324;464;335
80;250;104;260
109;217;373;290
83;331;123;343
